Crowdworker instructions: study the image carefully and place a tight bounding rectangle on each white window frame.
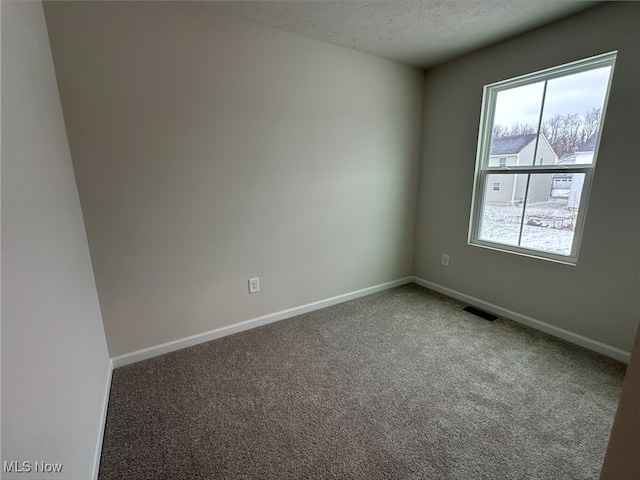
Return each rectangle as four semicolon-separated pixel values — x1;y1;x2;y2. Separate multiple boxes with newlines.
468;52;616;265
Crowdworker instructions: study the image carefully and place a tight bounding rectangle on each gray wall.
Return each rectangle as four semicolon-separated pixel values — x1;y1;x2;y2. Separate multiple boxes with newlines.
415;2;640;353
1;2;111;479
43;2;424;357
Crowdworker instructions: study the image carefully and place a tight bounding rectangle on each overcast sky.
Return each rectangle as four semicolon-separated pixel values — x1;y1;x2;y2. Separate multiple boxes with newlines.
492;66;612;128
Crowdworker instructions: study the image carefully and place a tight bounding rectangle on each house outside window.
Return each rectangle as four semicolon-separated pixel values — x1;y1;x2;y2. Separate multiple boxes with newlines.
468;52;616;264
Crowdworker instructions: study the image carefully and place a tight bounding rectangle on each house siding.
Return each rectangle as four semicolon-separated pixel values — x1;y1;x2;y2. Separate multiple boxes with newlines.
485;136;556;205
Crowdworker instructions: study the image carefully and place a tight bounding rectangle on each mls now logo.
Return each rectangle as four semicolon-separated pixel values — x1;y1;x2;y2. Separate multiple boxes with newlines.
4;460;63;474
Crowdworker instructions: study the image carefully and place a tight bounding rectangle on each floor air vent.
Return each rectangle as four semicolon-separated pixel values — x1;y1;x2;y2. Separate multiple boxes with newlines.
463;306;497;321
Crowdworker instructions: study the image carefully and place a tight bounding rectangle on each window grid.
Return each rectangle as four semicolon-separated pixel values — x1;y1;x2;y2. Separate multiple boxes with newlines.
468;52;616;265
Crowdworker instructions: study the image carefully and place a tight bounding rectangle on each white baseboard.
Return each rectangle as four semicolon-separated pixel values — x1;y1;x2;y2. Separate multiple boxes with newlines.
111;275;630;368
111;277;414;368
92;359;113;480
412;276;631;363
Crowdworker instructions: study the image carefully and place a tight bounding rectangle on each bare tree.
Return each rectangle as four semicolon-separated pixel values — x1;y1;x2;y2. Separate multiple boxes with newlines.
567;113;583;146
508;123;537;136
495;108;603;158
541;114;563;150
492;124;507;138
582;107;601;144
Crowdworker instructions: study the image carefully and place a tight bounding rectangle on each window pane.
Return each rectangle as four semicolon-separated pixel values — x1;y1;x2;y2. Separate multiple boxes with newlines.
519;174;585;256
478;174;525;246
491;82;544;141
540;67;612;163
470;52;615;264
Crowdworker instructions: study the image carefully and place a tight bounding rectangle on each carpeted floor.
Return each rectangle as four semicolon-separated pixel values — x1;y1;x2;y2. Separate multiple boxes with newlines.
99;284;626;479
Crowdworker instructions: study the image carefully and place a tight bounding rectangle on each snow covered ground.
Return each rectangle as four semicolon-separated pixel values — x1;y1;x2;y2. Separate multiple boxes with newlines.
479;201;577;255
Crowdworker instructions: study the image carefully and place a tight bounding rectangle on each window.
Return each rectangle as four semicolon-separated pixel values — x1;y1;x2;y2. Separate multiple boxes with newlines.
468;52;616;264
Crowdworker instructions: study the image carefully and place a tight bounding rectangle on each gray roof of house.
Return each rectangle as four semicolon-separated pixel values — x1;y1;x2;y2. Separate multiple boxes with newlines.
490;134;536;156
577;132;597;152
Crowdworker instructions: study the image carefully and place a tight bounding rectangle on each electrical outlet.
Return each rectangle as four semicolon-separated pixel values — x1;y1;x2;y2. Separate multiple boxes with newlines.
248;277;260;294
441;254;450;267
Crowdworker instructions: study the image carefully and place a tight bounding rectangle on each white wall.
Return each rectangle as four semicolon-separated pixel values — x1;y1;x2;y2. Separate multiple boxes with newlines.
414;2;640;354
43;2;424;358
1;2;112;479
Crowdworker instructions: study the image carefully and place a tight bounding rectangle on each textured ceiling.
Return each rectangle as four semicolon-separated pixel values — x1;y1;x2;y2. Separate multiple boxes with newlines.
199;1;599;68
